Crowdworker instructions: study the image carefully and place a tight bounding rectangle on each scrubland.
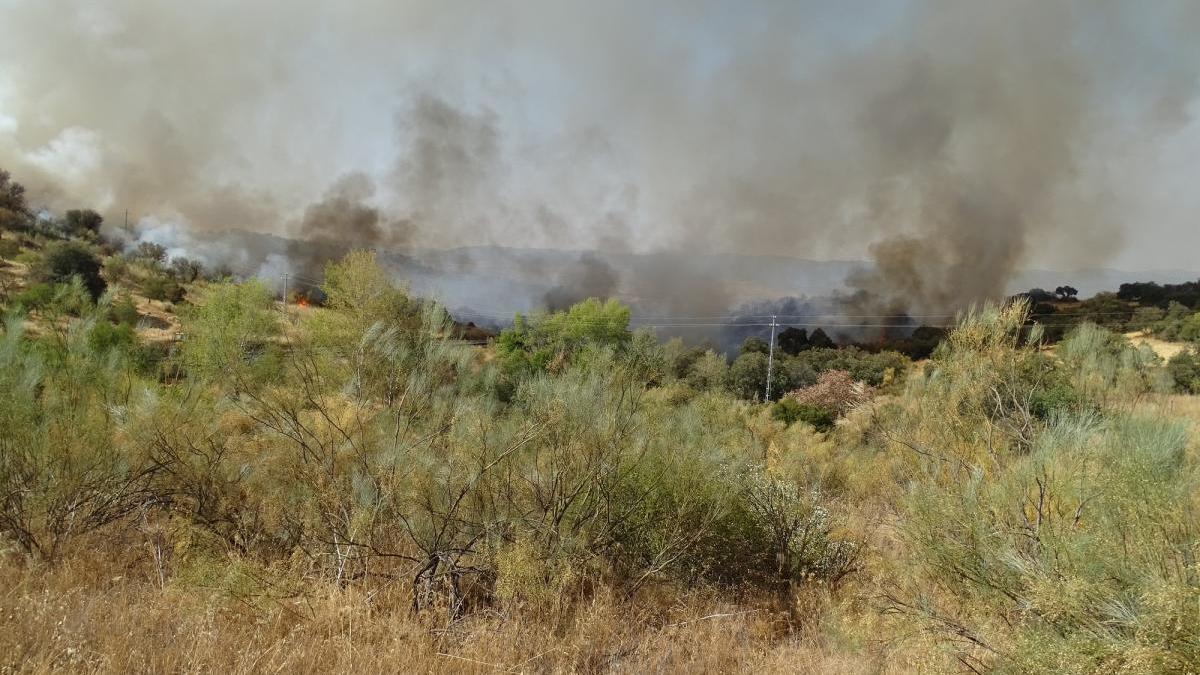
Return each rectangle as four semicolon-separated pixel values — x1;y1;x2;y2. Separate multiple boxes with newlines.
1;243;1199;673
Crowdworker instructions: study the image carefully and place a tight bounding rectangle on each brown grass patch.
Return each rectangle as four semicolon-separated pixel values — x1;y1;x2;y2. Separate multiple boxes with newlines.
0;545;906;674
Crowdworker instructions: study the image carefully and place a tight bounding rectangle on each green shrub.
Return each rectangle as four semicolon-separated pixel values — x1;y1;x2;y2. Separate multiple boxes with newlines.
178;279;278;384
143;274;185;302
772;397;834;431
878;302;1200;671
685;350;729;391
792;347;908;387
103;255;129;282
1167;350;1200;394
88;320;137;354
1056;322;1171;407
1028;374;1084;419
30;240;106;300
727;351;768;400
684;473;857;591
496;297;631;376
61;209;103;237
109;294;140;326
0;313;160;561
12;282;56;310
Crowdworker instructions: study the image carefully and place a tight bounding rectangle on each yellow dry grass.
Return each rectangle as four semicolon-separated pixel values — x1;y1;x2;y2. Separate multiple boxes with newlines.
131;294;182;344
1123;330;1188;360
0;547;916;674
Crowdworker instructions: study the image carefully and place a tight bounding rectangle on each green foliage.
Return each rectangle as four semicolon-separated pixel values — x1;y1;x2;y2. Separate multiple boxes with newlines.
178;279;279;384
1075;291;1134;330
1056;322;1171;407
536;297;631;348
686;349;729;391
0;310;158;561
322;249;414;320
169;256;203;283
87;320;137;354
31;240;106;300
876;301;1198;671
790;346;906;387
62;209;103;237
1179;313;1200;343
1128;305;1165;331
899;415;1199;672
1167;349;1200;394
12;279;92;316
0;169;30;232
662;337;704;378
314;249;420;346
1145;301;1200;342
496;297;631;376
109;294;140;326
131;241;167;264
726;350;822;402
727;351;767;400
102;254;129;282
142;274;185;302
12;282;56;311
772;398;834;431
740;335;769;355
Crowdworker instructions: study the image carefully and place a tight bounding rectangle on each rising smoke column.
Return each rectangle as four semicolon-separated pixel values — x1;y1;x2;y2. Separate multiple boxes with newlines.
841;3;1092;315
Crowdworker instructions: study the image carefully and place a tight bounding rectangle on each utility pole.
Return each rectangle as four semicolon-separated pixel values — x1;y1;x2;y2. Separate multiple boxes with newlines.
281;272;289;321
765;314;777;401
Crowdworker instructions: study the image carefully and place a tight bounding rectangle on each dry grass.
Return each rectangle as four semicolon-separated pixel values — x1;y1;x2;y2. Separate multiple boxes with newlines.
0;545;913;674
1123;330;1188;360
131;294;182;345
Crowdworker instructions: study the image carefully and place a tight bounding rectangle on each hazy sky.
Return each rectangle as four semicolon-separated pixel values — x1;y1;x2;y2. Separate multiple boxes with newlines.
1;0;1198;274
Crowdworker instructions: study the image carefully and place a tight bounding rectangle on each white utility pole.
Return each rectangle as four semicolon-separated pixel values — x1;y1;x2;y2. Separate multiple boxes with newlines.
765;314;777;401
281;272;289;320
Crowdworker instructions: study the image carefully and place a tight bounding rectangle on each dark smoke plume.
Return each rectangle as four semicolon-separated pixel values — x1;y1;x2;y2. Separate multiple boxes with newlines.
543;253;620;311
285;172;413;281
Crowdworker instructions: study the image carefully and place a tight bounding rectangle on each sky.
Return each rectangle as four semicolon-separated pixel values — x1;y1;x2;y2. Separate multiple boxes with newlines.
0;0;1198;287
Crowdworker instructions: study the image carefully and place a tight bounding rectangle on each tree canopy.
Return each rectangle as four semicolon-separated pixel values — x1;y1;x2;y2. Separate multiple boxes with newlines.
32;241;107;300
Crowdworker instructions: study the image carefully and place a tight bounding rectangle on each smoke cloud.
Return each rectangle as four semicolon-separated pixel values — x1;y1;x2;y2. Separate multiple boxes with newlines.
543;253;620;311
2;1;1199;319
